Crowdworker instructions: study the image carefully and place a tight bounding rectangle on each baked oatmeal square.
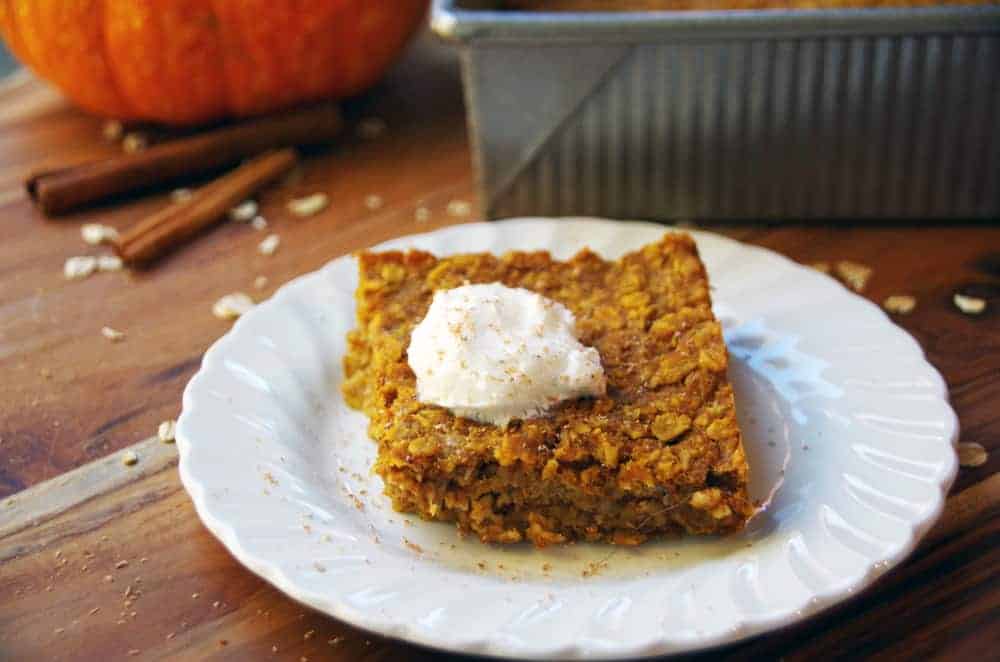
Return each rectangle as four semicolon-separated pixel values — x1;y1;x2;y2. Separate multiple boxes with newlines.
342;233;752;546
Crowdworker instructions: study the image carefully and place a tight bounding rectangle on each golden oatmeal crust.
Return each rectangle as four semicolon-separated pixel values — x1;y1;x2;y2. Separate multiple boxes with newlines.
342;233;753;546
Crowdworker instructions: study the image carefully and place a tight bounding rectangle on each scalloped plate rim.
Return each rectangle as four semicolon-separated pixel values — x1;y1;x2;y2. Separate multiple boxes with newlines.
177;217;958;660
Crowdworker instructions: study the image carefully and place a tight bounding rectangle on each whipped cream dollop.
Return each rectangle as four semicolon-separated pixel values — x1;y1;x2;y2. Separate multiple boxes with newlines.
407;283;606;427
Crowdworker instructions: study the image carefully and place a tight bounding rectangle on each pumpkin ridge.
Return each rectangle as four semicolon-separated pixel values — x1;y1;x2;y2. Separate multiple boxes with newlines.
95;0;132;119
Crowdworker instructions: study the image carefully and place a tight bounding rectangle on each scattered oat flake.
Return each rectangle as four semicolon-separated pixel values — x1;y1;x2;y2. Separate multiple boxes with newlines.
212;292;254;320
328;636;343;645
883;295;917;315
102;120;124;141
64;256;98;280
258;233;280;256
364;194;384;210
212;601;221;608
414;207;430;223
98;255;124;272
158;419;176;444
170;188;193;203
954;293;987;315
127;649;141;657
192;593;200;599
809;261;831;274
251;215;269;231
54;628;65;635
304;630;315;640
357;116;387;139
166;633;175;640
958;442;988;467
97;255;125;272
272;645;279;653
88;607;100;615
402;538;424;554
81;223;119;245
287;193;329;217
104;575;114;582
115;560;129;569
102;326;125;342
122;132;147;153
833;260;873;293
254;275;269;289
446;199;472;217
121;451;138;467
229;200;258;222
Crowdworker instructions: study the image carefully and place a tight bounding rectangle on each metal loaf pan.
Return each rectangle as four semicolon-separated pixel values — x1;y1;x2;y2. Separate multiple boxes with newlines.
432;0;1000;220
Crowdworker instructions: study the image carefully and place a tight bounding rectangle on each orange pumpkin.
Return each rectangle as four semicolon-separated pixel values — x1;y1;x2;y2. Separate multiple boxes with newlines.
0;0;428;124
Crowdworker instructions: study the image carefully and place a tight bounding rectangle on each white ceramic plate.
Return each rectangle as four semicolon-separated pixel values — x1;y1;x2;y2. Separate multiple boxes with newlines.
177;218;958;659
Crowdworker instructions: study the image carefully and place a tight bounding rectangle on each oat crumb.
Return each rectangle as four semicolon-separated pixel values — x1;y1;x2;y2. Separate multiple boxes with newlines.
102;120;124;142
191;592;200;599
808;261;831;274
122;132;147;154
954;293;987;315
328;636;343;645
158;420;176;444
97;255;124;272
287;193;329;217
104;575;114;582
212;601;220;608
81;223;119;245
258;233;281;256
833;260;873;293
102;326;126;342
166;632;175;640
414;207;431;223
883;295;917;315
304;629;315;640
212;292;254;320
121;451;138;467
364;194;384;210
958;441;988;467
127;649;141;657
446;200;472;217
88;607;100;615
170;188;193;203
64;256;98;280
251;215;269;231
402;537;424;554
229;200;259;222
254;275;269;290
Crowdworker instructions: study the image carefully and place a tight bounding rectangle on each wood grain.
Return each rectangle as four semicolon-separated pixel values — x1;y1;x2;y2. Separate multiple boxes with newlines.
1;30;999;661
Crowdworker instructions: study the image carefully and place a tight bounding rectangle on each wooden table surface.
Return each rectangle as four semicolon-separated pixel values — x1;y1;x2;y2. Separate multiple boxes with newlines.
1;34;998;661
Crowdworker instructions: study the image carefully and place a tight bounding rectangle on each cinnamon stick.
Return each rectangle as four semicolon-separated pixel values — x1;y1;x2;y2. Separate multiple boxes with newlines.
28;102;341;215
115;149;297;266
